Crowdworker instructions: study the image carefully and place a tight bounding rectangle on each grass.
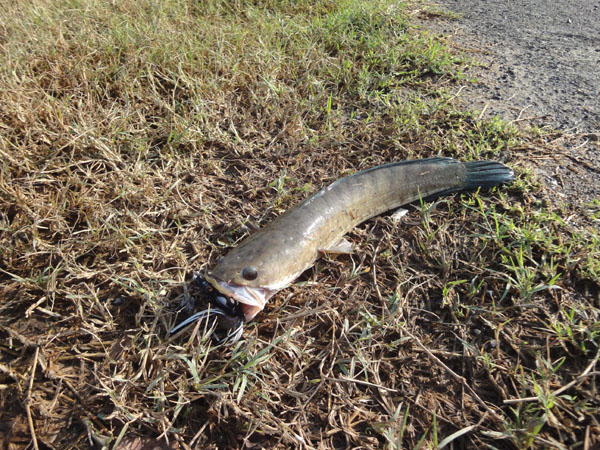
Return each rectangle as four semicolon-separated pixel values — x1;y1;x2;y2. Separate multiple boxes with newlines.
1;0;599;448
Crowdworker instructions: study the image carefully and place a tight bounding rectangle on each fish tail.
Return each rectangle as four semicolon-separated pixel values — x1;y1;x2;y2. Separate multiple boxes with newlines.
421;159;514;201
463;160;515;190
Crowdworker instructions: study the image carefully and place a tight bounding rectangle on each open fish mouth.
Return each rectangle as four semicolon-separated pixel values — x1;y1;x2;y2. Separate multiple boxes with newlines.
205;276;275;322
169;306;244;345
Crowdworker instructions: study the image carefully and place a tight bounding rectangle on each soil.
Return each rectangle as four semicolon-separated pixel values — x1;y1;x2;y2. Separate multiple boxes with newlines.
421;0;600;203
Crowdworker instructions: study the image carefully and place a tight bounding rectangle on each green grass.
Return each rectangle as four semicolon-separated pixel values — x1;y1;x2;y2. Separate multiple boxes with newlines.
0;0;598;448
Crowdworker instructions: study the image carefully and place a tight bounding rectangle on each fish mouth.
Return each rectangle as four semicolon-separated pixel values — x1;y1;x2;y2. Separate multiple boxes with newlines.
205;276;275;322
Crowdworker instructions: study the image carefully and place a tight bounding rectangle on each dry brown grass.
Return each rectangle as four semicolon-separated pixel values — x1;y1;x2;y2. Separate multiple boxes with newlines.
1;0;599;449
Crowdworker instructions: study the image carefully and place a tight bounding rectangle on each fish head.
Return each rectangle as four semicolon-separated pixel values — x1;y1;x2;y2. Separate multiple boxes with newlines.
204;259;274;322
204;274;275;323
204;233;303;322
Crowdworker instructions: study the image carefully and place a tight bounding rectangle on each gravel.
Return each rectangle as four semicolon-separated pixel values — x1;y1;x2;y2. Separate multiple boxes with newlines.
429;0;600;133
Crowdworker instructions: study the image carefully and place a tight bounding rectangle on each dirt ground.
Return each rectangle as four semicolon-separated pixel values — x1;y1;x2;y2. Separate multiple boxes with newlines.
422;0;600;205
426;0;600;133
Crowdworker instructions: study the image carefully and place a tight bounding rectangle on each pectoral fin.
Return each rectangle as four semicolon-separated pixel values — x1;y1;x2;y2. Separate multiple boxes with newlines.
391;208;409;223
320;237;354;255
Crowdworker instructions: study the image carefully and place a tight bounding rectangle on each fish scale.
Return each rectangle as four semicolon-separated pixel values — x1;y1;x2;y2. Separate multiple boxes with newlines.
202;157;515;324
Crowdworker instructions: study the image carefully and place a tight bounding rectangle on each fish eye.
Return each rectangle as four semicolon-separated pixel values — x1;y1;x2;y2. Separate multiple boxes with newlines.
241;266;258;280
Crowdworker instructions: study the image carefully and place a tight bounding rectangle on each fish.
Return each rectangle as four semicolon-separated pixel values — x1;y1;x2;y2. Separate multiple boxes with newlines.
171;157;514;341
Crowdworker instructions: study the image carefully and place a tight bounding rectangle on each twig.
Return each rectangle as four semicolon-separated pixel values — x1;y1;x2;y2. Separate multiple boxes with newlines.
268;304;330;322
327;376;399;393
585;424;591;450
371;240;384;308
503;351;600;405
25;296;47;318
507;104;535;125
446;85;466;104
509;114;549;124
477;103;489;120
26;346;40;450
404;329;504;423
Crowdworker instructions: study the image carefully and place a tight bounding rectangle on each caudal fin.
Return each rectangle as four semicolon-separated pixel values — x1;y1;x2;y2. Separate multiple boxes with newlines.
463;160;515;190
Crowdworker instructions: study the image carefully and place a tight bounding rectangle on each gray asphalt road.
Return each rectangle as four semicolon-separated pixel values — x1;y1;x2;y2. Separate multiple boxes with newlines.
430;0;600;132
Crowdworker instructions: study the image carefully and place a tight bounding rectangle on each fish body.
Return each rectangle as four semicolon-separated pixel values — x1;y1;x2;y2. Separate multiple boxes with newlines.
205;157;514;322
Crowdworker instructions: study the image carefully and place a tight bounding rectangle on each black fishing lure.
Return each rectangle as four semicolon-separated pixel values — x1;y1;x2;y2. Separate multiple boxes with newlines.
169;273;245;344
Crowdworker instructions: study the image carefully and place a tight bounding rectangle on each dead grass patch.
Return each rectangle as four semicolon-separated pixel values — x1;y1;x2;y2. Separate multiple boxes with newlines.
1;0;598;449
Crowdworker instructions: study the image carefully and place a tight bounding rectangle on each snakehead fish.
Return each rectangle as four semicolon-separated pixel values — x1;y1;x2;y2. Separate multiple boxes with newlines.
171;157;514;340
